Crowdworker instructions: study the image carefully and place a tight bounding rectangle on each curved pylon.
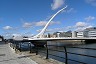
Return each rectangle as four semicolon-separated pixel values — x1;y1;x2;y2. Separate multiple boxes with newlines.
33;6;67;38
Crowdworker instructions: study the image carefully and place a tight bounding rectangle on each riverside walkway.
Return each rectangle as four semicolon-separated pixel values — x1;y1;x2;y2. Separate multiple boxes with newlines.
0;42;37;64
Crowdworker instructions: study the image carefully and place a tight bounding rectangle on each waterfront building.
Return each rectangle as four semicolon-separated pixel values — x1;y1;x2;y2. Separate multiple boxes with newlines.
83;30;89;37
46;33;56;38
77;27;96;37
64;31;72;37
53;31;72;38
77;31;84;37
53;32;64;37
84;27;96;37
88;31;96;37
72;31;77;38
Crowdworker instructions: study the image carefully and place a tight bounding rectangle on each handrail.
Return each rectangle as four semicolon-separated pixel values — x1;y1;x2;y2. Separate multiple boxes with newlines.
36;45;96;64
10;41;96;64
67;46;96;50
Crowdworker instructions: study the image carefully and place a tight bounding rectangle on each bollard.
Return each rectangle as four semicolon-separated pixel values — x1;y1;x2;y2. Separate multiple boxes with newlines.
29;43;32;53
36;45;38;55
64;46;68;64
19;42;22;52
15;42;17;51
46;43;48;59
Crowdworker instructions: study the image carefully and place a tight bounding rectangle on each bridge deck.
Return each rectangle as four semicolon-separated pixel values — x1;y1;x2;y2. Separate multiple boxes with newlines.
27;37;96;41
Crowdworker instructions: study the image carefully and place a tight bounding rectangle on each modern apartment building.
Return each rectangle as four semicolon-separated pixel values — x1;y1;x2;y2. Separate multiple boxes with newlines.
53;31;72;37
77;27;96;37
72;31;77;37
77;31;84;37
84;27;96;37
88;31;96;37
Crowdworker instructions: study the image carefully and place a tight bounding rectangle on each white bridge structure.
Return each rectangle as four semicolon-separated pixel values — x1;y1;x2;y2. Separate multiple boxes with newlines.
13;6;96;43
32;6;67;38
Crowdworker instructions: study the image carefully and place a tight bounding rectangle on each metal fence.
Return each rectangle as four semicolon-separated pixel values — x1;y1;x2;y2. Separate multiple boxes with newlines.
9;41;96;64
35;44;96;64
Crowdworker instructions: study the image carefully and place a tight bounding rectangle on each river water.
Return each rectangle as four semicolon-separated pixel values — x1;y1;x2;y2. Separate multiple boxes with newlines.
47;43;96;64
21;42;96;64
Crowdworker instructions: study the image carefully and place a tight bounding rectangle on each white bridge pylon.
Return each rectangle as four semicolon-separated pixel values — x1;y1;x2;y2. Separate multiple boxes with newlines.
33;6;67;38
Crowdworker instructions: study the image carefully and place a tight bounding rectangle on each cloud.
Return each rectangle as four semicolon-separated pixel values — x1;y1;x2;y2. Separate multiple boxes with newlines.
35;21;47;26
66;8;76;13
75;21;92;31
36;26;73;32
75;27;85;31
3;26;13;30
86;25;93;28
22;22;33;28
85;0;96;6
22;21;60;29
74;16;96;31
75;25;93;31
85;16;95;22
36;29;53;32
50;21;61;25
35;21;60;27
51;0;65;10
38;16;95;32
75;22;87;27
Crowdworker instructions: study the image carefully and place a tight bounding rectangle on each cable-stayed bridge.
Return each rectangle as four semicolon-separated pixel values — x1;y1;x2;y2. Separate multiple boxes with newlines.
6;6;96;64
11;6;96;45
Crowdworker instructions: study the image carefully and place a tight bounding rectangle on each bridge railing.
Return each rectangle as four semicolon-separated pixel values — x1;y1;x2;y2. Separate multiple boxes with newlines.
35;44;96;64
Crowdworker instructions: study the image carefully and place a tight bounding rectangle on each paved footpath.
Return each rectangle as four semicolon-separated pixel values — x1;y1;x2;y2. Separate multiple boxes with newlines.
0;42;37;64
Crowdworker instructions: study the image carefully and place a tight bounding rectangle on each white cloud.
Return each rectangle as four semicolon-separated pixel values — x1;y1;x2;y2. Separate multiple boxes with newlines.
85;16;95;22
66;8;76;13
74;22;89;31
75;27;85;31
86;25;93;28
50;21;61;25
85;0;96;6
51;0;65;10
35;21;47;26
37;26;73;32
22;21;60;29
75;22;87;27
45;16;95;32
35;21;60;26
23;22;33;28
75;21;94;31
36;29;53;32
75;25;93;31
3;26;12;30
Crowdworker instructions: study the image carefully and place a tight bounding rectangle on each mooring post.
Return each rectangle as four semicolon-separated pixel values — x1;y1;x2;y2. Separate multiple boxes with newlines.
64;46;68;64
46;42;48;59
29;42;32;53
15;41;17;51
13;41;15;49
36;44;38;55
9;42;11;47
19;42;22;52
